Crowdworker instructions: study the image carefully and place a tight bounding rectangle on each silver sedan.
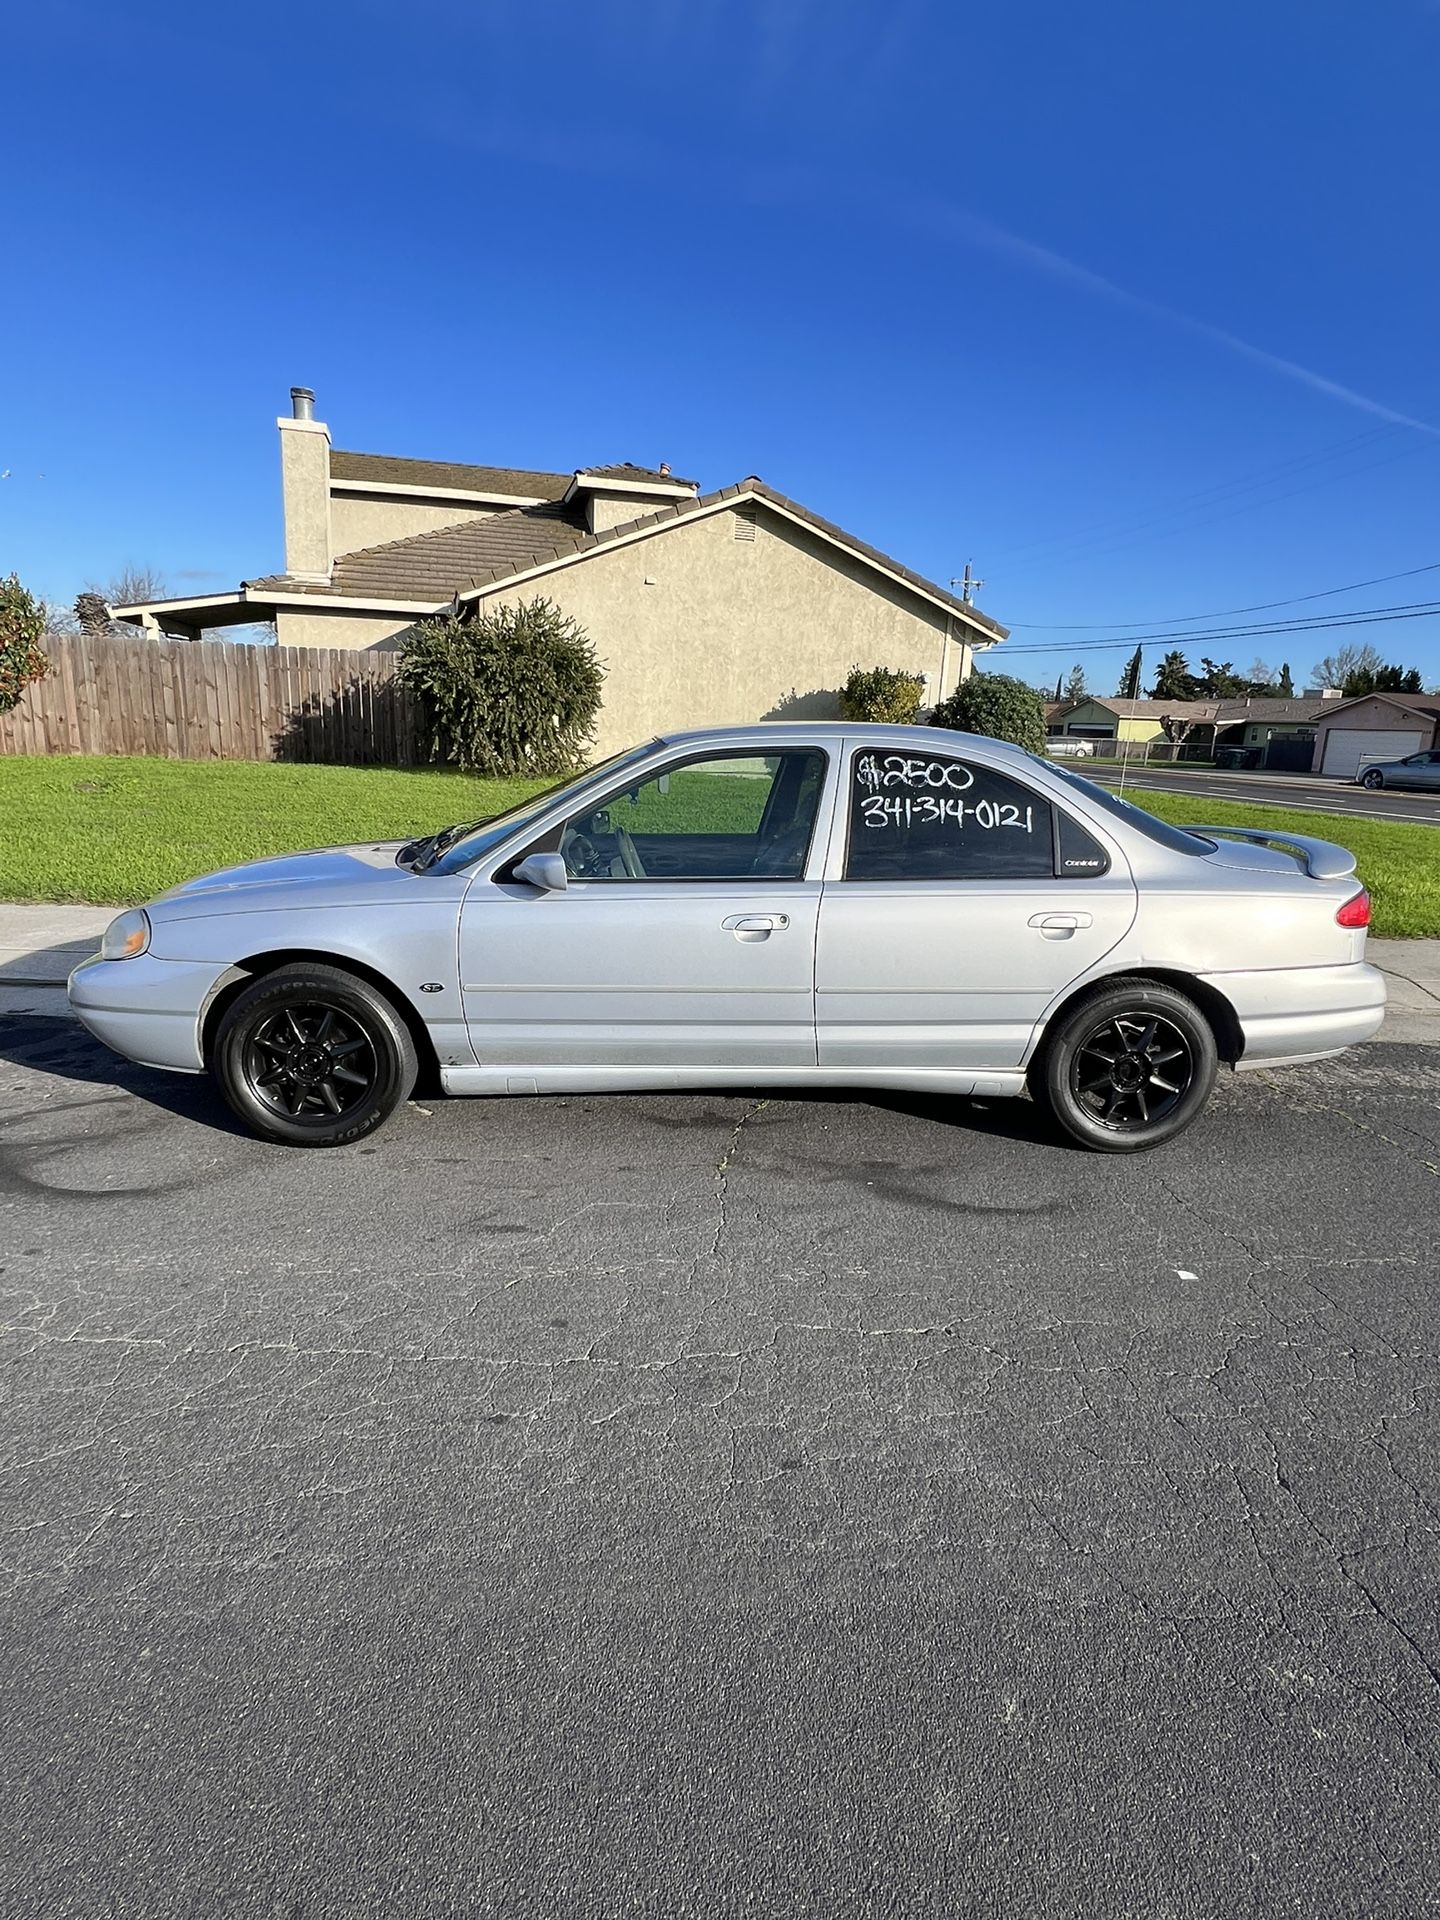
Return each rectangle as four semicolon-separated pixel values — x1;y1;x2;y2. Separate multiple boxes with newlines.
1358;748;1440;791
69;723;1385;1152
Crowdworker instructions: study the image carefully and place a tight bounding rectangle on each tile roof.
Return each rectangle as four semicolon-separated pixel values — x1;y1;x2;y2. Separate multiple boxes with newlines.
247;477;1008;637
576;462;699;489
328;449;572;500
1059;695;1340;724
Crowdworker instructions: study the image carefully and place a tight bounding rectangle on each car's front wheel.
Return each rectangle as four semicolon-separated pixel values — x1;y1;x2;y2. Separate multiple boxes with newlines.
1031;980;1218;1152
212;964;418;1147
1361;768;1385;789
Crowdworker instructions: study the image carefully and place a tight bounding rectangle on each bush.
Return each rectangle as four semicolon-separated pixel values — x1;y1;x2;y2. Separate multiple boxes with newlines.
838;663;925;724
396;597;604;776
0;574;48;715
929;671;1046;754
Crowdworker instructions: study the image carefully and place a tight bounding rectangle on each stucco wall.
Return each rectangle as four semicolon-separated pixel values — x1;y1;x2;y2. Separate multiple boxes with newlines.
275;607;417;651
278;421;331;578
475;502;979;758
329;491;509;557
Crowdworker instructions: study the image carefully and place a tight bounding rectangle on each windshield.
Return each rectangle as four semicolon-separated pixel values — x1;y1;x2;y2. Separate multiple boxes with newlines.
1046;765;1217;857
424;742;657;874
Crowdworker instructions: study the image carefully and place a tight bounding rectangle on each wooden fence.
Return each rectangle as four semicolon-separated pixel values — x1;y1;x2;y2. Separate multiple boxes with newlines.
0;631;429;765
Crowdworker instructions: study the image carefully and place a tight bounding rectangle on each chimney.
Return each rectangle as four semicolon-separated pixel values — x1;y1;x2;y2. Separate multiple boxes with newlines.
276;385;331;581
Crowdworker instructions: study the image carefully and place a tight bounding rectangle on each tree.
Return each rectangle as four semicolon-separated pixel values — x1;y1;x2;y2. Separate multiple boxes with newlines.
1246;658;1277;690
1151;649;1199;700
99;564;168;609
1277;661;1295;697
838;663;925;724
1312;641;1382;691
1052;674;1063;701
0;573;49;715
1116;646;1143;700
1063;663;1087;701
396;596;603;775
1194;657;1245;698
930;670;1046;754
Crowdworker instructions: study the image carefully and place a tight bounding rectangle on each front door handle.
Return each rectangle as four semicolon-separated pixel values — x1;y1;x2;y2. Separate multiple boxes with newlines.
722;913;788;941
1028;912;1092;937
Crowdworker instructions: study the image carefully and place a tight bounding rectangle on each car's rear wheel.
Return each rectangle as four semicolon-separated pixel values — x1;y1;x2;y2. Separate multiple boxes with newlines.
1361;768;1385;789
1031;980;1218;1153
213;964;418;1148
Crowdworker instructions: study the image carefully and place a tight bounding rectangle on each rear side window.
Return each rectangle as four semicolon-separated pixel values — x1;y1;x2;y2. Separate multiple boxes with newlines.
846;749;1054;880
1053;768;1215;856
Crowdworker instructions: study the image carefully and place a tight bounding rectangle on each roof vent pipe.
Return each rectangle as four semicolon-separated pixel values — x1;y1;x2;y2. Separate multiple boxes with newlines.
290;387;315;421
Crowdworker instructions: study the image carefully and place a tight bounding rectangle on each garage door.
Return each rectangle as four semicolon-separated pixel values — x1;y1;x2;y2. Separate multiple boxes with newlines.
1319;727;1426;779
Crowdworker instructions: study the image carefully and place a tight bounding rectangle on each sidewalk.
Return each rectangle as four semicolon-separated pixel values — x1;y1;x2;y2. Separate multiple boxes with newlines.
1;902;1435;1045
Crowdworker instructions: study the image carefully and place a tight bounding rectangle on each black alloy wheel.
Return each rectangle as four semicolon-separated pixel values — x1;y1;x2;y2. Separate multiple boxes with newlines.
213;963;418;1147
1070;1010;1194;1132
1361;769;1385;789
1032;979;1218;1153
245;1002;377;1122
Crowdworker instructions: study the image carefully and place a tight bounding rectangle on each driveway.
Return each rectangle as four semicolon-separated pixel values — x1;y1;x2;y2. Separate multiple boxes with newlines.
1090;766;1440;825
2;1017;1438;1918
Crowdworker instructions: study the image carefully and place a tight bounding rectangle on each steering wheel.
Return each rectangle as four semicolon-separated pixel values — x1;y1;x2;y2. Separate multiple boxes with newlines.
614;825;646;878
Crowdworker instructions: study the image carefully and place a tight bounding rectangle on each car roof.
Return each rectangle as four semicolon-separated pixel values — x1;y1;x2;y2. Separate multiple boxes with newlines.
655;721;1033;761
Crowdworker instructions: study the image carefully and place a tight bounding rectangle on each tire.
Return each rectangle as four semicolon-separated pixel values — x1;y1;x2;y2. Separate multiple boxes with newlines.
1361;769;1384;790
212;964;418;1148
1030;979;1218;1153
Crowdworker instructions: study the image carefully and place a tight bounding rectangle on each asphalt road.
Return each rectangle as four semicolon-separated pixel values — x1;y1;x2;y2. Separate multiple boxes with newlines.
1090;767;1440;826
3;1019;1438;1919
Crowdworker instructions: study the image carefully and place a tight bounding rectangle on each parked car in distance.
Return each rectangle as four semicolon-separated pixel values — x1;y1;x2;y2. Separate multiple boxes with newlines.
1044;738;1096;758
69;723;1385;1154
1356;748;1440;791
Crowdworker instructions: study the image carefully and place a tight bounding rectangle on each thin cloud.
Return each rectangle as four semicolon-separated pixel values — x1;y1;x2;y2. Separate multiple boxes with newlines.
909;198;1438;435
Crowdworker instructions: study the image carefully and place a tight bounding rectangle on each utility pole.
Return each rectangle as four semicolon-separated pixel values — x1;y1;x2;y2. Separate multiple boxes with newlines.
949;562;985;606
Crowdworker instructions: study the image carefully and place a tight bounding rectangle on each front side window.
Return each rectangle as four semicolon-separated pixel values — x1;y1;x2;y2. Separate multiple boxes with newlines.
558;750;828;881
845;749;1054;880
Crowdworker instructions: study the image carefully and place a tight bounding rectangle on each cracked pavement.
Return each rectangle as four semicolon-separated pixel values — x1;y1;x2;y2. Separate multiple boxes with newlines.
1;1016;1438;1918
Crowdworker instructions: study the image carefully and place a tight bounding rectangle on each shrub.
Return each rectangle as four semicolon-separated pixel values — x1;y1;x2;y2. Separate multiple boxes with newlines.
0;574;48;716
929;671;1046;754
396;597;604;776
838;663;925;724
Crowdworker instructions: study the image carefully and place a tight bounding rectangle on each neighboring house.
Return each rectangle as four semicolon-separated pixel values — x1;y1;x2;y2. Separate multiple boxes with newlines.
110;389;1006;757
1048;694;1344;759
1308;691;1440;778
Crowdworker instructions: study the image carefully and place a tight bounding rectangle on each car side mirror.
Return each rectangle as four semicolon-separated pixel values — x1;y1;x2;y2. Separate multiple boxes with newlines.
513;852;568;893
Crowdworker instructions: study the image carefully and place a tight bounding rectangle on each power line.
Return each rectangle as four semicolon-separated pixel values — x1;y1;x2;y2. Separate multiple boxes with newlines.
1006;557;1440;631
999;602;1440;657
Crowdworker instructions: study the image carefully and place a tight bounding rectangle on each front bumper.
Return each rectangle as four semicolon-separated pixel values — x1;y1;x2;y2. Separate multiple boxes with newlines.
67;952;232;1073
1204;961;1388;1069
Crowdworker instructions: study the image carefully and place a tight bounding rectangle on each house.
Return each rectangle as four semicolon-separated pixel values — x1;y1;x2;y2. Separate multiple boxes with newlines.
1048;693;1343;761
1308;691;1440;777
110;389;1007;757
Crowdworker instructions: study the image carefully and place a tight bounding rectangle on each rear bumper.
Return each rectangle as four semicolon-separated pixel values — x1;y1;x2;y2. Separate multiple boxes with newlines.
1201;961;1387;1069
67;952;229;1073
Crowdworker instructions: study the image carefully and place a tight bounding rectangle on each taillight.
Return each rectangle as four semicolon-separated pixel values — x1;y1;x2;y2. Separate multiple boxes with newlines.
1336;889;1370;929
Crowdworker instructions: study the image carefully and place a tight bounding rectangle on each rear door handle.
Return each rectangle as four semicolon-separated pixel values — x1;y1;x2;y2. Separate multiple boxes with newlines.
1028;912;1092;935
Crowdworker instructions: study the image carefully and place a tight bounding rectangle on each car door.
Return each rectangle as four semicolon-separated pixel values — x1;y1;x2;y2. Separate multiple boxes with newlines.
457;744;835;1072
815;742;1138;1074
1400;751;1440;790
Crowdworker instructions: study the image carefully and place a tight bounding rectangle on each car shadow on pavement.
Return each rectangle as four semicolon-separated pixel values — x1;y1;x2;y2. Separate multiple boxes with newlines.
0;1015;251;1139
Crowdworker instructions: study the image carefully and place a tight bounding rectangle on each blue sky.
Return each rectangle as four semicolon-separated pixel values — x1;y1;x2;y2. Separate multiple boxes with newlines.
5;0;1440;689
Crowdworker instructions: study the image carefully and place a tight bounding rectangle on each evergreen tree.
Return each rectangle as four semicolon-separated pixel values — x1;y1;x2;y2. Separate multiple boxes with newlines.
1151;649;1198;700
1277;662;1294;697
1063;663;1087;701
1116;646;1143;700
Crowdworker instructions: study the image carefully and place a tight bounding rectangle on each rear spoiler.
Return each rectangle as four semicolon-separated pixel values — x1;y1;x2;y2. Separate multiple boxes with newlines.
1183;825;1358;881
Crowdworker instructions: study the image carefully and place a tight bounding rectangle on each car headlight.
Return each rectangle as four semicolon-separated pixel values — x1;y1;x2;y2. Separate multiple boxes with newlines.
101;909;151;961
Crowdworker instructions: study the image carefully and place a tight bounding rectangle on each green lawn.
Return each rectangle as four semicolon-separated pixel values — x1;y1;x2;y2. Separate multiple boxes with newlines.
0;753;1434;937
0;756;549;905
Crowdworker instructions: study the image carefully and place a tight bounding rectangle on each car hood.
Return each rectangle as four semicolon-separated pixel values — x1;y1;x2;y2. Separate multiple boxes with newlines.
152;842;420;906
